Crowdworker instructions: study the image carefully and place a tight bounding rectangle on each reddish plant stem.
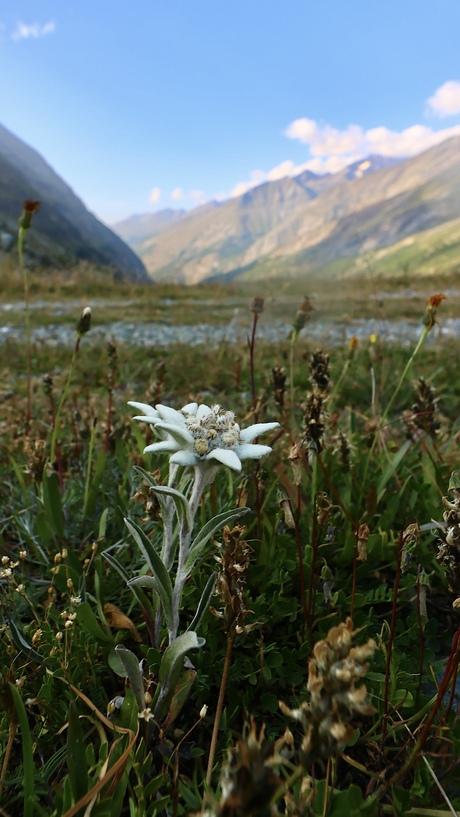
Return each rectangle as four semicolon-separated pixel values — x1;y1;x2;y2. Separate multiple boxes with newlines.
378;625;460;800
381;527;405;752
316;455;357;528
205;634;234;790
445;637;460;720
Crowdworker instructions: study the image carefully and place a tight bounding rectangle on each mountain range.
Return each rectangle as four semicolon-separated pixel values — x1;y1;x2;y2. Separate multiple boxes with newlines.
0;123;148;281
113;140;460;284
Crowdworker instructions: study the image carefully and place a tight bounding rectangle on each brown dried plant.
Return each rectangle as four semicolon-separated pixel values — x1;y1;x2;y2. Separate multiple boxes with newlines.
280;618;375;765
436;474;460;608
206;526;255;789
211;524;253;636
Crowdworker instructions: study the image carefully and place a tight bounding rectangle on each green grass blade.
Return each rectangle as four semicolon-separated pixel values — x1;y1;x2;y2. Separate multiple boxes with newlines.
67;700;89;804
185;506;250;574
185;573;217;633
9;682;35;817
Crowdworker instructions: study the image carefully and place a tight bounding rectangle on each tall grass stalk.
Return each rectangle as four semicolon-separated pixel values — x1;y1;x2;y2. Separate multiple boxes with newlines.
248;297;264;423
380;526;405;750
49;335;81;467
50;308;91;467
361;318;434;498
83;417;98;518
17;226;32;429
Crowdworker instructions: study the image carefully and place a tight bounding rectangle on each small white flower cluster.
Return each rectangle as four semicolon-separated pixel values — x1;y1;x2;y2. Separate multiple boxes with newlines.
0;555;21;580
61;610;77;629
129;401;279;472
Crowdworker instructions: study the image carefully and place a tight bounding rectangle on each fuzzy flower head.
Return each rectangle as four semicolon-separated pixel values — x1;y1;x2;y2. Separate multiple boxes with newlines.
128;401;279;472
423;293;446;330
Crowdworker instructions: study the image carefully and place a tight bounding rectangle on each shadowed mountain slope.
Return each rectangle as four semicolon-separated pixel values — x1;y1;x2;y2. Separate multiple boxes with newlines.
0;123;148;280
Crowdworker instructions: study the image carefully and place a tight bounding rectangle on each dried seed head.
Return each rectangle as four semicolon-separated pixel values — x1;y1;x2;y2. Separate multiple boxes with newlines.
43;373;53;396
409;377;440;438
310;350;330;392
292;296;314;339
356;523;370;562
348;336;358;357
436;473;460;604
272;365;287;409
212;525;253;636
423;293;446;330
76;307;92;337
280;618;375;764
218;718;282;815
250;296;265;315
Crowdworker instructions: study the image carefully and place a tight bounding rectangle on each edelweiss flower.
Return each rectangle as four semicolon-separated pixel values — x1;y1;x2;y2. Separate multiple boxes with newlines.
128;401;279;472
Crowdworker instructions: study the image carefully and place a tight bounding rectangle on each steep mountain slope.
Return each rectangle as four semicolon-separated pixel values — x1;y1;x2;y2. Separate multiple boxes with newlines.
134;139;460;283
0;123;148;280
136;173;324;283
112;209;187;249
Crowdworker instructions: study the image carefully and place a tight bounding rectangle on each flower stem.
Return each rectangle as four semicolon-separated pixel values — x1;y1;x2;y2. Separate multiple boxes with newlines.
82;417;97;518
381;325;430;427
18;226;32;430
205;633;234;790
295;484;309;635
50;335;81;466
269;765;304;808
380;526;405;751
170;466;214;641
361;324;430;498
289;337;295;422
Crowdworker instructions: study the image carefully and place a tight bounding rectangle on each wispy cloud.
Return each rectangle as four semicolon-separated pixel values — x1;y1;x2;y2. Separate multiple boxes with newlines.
231;159;316;197
11;20;56;41
427;81;460;117
149;187;161;204
190;189;206;204
171;187;184;201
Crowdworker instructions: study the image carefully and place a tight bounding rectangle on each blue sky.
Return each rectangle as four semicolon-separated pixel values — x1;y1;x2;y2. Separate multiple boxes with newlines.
2;1;460;223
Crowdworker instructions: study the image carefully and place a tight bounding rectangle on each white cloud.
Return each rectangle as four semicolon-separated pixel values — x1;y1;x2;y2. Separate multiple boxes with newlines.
427;81;460;117
190;189;206;203
228;114;460;201
231;178;260;197
171;187;184;201
224;83;460;202
149;187;161;204
285;118;365;156
301;154;363;175
11;20;56;41
285;115;460;161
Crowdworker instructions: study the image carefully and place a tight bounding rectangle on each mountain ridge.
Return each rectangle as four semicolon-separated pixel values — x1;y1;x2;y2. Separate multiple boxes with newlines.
117;140;460;284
